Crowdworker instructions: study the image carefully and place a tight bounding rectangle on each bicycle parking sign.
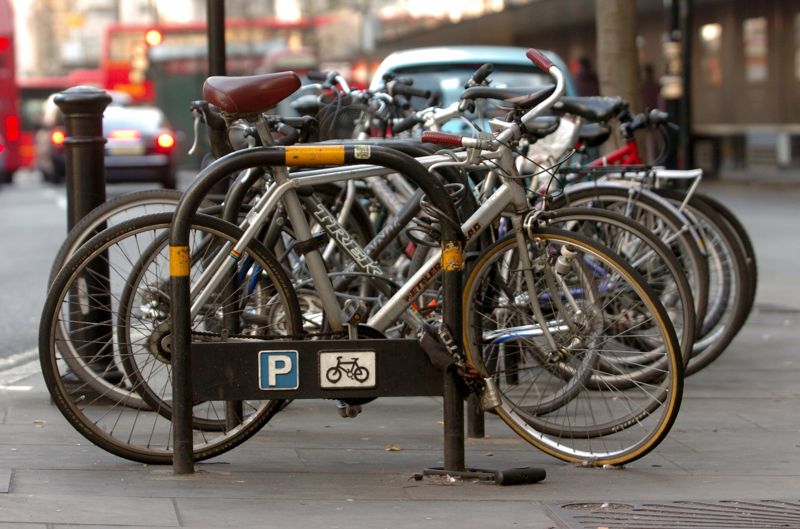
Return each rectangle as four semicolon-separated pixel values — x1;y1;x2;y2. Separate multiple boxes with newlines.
258;351;299;390
319;351;376;389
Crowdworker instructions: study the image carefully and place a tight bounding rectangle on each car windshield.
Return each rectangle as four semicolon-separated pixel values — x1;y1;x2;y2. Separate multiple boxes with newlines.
103;108;164;135
391;64;552;107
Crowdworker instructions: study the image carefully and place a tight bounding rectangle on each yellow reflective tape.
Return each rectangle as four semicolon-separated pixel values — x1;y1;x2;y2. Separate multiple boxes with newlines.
441;242;464;272
284;146;345;166
170;246;190;277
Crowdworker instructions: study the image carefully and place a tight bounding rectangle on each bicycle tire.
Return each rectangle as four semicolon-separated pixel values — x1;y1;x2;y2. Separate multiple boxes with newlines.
40;212;302;464
669;190;757;317
545;207;696;370
48;189;217;286
463;228;683;466
556;184;709;332
652;190;751;375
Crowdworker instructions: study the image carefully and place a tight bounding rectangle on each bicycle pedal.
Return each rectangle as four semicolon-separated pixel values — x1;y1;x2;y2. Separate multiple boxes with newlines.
335;400;362;419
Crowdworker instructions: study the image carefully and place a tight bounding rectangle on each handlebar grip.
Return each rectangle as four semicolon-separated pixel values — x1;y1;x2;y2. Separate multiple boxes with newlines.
307;70;327;82
648;108;670;124
421;131;463;147
391;82;432;99
526;48;554;71
392;115;422;134
471;63;494;85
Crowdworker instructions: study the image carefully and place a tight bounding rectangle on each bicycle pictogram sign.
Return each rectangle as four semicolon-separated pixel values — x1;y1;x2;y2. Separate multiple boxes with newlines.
319;351;376;388
326;356;370;383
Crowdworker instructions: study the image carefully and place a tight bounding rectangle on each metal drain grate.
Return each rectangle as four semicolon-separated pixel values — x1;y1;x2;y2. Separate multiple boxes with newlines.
547;499;800;528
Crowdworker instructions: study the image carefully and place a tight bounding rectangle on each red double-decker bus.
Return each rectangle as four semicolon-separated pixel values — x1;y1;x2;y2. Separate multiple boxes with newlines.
0;0;20;183
101;18;323;165
102;18;321;104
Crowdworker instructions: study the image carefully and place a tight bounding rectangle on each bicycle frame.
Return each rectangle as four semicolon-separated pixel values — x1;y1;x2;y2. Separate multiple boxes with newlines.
180;148;515;331
587;139;641;167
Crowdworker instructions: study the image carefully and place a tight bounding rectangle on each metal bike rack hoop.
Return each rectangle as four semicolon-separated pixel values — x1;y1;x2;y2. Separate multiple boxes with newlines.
168;144;465;475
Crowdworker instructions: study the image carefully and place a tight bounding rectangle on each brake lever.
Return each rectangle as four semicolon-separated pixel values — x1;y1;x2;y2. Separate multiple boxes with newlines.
187;110;203;156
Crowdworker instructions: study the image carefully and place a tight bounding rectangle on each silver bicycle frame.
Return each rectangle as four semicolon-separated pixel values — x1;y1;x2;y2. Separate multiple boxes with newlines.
187;65;567;337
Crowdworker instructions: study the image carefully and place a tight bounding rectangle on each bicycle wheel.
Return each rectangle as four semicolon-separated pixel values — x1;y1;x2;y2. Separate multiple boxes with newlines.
693;192;757;316
40;212;302;464
558;185;709;332
463;228;683;466
48;189;219;286
652;190;750;375
114;213;302;431
545;207;695;369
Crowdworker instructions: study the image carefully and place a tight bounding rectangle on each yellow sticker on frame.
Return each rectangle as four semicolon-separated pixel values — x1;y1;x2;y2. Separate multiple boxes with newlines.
285;146;345;166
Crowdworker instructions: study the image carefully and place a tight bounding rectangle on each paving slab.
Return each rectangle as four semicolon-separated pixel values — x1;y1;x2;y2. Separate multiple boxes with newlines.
173;497;558;529
0;494;178;526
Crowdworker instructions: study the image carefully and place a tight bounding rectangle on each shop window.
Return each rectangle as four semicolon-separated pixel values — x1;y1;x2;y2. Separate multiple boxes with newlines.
743;17;768;83
699;23;722;86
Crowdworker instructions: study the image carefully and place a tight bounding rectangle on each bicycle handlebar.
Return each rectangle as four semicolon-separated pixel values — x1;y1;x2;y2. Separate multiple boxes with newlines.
392;115;423;134
387;80;431;100
421;131;497;151
421;131;463;147
526;48;554;71
466;63;494;88
517;49;565;131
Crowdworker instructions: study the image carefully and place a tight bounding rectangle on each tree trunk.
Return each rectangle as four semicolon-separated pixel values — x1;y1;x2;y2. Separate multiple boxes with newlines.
595;0;643;154
594;0;642;113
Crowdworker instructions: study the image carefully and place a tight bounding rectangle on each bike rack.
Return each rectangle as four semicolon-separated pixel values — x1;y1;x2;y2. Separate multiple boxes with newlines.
167;143;544;484
168;145;464;472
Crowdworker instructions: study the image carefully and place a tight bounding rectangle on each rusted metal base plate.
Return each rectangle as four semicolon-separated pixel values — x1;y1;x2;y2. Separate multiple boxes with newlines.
546;500;800;528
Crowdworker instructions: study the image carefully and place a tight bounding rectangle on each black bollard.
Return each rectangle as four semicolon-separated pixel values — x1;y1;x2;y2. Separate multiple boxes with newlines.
54;87;121;384
54;86;111;230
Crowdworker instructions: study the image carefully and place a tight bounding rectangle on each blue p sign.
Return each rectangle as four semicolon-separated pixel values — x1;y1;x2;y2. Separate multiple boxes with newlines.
259;351;299;390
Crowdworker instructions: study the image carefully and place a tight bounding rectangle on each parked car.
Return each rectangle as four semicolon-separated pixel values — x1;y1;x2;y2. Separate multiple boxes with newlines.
370;45;577;133
36;92;178;188
102;105;179;189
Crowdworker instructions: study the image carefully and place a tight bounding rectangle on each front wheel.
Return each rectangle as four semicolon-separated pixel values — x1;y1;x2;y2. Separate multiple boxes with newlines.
463;228;683;467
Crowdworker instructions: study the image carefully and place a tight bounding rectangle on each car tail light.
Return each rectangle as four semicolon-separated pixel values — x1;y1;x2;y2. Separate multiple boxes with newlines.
51;130;66;146
108;130;141;140
156;133;175;150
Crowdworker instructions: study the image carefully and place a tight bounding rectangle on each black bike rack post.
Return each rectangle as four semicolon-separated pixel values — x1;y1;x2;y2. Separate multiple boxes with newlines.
54;87;118;383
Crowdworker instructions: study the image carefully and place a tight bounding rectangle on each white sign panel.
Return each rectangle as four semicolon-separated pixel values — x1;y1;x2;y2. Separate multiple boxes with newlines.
319;351;376;389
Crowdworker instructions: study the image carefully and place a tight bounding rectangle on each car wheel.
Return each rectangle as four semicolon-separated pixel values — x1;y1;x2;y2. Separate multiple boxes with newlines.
0;171;12;184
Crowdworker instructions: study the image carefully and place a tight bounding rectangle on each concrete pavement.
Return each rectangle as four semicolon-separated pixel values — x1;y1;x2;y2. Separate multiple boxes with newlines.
0;179;799;528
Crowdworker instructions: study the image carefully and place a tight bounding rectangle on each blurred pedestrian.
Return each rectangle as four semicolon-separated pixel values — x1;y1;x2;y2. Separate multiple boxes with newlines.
641;63;661;109
575;56;599;96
